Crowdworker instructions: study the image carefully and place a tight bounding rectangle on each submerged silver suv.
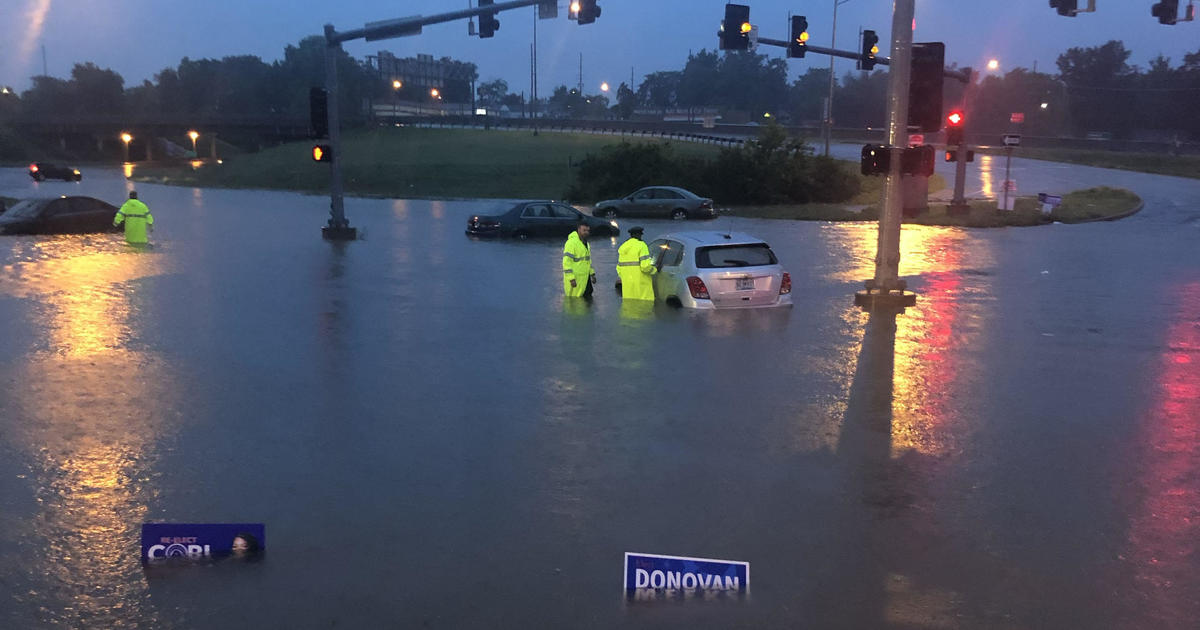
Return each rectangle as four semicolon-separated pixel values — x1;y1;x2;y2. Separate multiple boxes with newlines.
647;231;792;309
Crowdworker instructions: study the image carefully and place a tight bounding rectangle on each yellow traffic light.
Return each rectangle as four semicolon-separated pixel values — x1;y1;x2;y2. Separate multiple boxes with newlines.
870;44;879;56
740;21;752;34
798;31;809;43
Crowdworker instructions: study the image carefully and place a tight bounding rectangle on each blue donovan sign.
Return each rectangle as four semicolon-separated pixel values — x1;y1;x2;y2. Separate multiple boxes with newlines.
624;552;749;599
141;523;265;563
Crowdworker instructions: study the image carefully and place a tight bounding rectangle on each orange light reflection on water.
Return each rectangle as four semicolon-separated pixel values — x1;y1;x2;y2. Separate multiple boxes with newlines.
832;224;990;458
1;238;174;625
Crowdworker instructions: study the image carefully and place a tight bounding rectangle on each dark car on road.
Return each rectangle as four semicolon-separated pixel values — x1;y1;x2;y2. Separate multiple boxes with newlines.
0;196;121;235
593;186;715;221
28;163;82;182
466;200;620;239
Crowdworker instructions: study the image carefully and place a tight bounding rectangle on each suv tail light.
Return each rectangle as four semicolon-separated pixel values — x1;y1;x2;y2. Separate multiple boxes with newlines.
686;276;710;299
29;164;38;172
779;272;791;295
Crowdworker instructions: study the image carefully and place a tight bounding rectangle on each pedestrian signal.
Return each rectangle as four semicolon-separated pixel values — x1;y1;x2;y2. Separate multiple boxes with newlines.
312;145;332;162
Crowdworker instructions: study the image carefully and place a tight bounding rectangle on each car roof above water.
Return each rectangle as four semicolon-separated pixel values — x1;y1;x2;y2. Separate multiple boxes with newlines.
656;231;769;248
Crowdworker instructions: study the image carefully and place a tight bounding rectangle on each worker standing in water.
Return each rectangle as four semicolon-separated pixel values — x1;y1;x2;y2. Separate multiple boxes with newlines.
114;191;154;244
616;226;656;300
563;220;596;300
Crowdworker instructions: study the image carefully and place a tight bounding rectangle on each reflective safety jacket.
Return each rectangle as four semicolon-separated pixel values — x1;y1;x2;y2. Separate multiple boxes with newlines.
114;199;154;244
616;237;656;300
562;231;593;297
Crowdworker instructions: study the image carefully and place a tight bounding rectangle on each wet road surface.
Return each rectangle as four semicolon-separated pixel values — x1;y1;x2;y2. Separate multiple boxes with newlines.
1;162;1198;628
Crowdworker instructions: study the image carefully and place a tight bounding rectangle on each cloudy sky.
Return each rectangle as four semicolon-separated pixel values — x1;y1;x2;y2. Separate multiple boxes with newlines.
3;0;1197;93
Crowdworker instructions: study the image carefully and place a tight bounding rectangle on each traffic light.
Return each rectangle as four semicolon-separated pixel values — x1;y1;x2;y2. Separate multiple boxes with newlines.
1049;0;1078;16
720;4;751;51
479;0;499;37
537;0;557;19
1151;1;1179;24
788;16;809;58
861;144;891;176
946;110;965;146
908;42;945;132
309;87;329;139
574;0;601;25
944;150;976;163
312;145;332;162
901;145;935;177
859;30;880;71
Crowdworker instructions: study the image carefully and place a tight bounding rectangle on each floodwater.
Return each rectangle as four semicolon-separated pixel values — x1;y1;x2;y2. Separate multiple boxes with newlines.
1;160;1198;628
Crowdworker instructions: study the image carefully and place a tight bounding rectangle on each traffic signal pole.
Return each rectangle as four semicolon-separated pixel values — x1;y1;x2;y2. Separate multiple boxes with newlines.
322;27;353;240
861;0;917;309
319;0;556;240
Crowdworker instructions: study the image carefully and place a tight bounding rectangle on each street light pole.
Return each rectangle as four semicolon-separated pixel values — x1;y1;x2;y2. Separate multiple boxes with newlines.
825;0;851;157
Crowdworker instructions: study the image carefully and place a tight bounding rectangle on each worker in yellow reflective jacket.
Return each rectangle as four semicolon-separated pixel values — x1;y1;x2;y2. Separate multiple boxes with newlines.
113;191;154;244
563;221;596;298
616;226;656;301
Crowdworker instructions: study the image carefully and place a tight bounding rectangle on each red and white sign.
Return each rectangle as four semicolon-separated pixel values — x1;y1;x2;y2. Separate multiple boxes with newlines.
1010;112;1025;123
908;134;925;146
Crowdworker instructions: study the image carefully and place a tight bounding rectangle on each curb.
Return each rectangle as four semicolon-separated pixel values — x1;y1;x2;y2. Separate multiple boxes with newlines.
1060;199;1144;224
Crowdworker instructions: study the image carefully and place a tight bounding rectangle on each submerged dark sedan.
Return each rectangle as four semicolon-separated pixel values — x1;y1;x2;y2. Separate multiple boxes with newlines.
28;163;82;182
466;200;620;239
0;197;121;235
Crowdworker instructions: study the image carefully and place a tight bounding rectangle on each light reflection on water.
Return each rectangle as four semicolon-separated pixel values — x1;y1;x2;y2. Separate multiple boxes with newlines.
827;223;993;458
978;154;996;199
1124;281;1200;627
1;236;175;627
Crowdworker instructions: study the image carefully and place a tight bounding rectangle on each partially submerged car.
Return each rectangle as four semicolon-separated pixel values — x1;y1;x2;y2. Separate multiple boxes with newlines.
28;163;82;182
593;186;715;220
466;200;619;239
640;231;792;309
0;196;121;235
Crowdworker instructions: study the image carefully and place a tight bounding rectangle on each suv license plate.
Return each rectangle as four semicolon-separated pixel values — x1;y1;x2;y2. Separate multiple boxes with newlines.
736;278;754;291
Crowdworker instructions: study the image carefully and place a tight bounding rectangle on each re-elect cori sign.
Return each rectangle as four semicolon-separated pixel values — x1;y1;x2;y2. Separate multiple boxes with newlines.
624;552;749;601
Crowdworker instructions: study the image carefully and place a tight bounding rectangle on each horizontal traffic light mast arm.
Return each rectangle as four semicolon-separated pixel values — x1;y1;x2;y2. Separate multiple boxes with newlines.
329;0;546;44
756;37;971;84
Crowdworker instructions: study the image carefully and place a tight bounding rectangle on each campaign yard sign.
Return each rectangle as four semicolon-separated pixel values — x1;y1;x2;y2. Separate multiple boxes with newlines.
141;523;265;563
624;552;749;600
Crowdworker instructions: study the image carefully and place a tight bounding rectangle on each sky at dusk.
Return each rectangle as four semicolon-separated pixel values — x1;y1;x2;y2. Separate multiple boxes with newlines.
3;0;1198;94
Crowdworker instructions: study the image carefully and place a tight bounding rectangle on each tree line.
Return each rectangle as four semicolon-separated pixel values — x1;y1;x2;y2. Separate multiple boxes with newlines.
2;37;1197;142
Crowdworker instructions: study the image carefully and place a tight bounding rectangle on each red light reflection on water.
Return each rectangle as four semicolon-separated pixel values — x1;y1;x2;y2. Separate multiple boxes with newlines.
1125;281;1200;625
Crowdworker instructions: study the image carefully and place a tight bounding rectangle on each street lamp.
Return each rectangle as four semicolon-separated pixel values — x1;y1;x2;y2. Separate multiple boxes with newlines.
987;58;1000;72
1040;102;1049;110
188;130;199;156
600;81;609;92
392;79;402;90
430;88;440;99
120;132;133;162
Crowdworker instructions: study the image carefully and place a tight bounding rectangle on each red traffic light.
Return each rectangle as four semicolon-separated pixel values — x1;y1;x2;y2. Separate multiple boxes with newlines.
947;111;964;126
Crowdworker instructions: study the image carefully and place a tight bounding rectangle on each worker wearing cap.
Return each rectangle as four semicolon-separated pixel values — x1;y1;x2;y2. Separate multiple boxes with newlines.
114;190;154;244
616;226;656;301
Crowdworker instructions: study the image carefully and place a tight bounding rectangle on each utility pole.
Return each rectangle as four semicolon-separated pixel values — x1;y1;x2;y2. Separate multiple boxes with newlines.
855;0;917;309
579;53;584;93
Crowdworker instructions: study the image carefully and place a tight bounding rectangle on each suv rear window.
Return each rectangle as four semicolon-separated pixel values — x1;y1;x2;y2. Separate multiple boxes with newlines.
695;244;778;268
